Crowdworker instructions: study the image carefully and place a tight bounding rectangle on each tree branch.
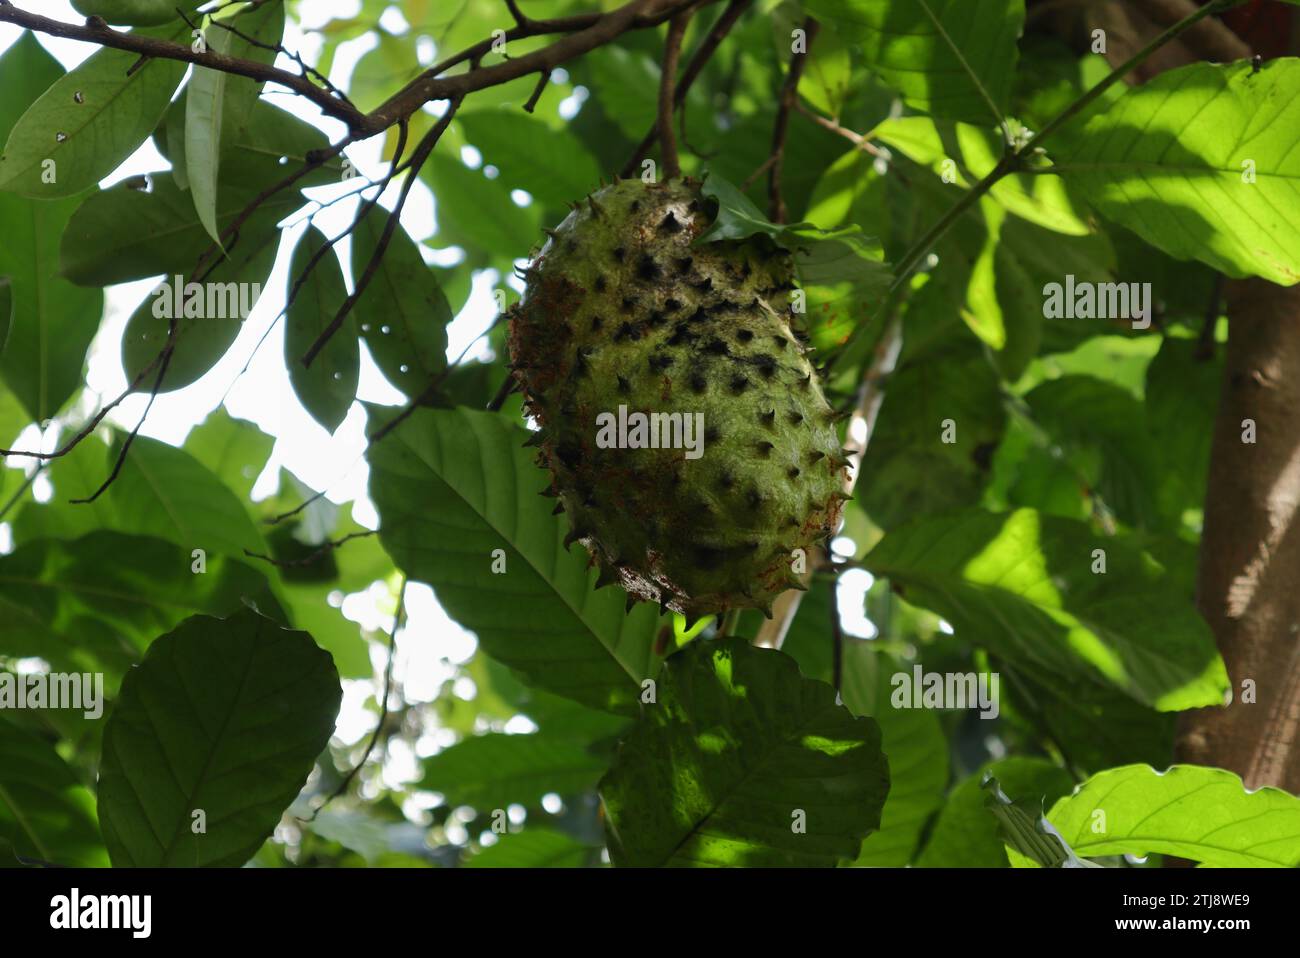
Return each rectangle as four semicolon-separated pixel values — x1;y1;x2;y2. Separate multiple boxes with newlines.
657;6;695;179
768;17;818;223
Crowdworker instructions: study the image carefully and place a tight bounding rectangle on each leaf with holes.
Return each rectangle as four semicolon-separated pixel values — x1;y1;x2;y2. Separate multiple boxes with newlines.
0;22;188;198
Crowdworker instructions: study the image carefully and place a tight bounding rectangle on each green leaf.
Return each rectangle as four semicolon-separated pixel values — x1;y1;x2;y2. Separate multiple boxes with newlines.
0;531;277;679
600;638;889;867
0;276;11;354
0;717;107;867
97;607;341;867
464;828;591;868
351;208;450;396
185;1;285;246
365;405;664;715
863;508;1229;711
1010;764;1300;868
0;22;188;198
1145;336;1220;523
917;757;1073;867
285;226;358;433
60;177;296;288
802;0;1026;124
70;0;194;27
0;34;103;422
457;109;603;210
857;345;1006;530
119;208;280;393
219;100;345;191
841;645;949;866
183;406;274;501
874;117;1091;236
1022;375;1161;529
697;173;891;322
421;153;540;263
421;733;607;808
1058;59;1300;285
106;432;267;557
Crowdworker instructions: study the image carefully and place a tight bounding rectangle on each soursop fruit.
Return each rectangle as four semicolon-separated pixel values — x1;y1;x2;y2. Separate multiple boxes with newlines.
507;177;851;619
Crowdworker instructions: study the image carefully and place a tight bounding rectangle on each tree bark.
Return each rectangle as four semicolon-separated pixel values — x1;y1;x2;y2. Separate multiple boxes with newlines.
1176;279;1300;794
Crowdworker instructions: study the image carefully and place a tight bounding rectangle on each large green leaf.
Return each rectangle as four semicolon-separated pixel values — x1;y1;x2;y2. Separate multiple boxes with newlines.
97;607;340;867
863;508;1228;711
0;22;188;198
874;117;1090;236
120;210;280;393
0;717;107;867
1058;59;1300;285
802;0;1026;124
183;406;274;501
60;177;297;288
0;34;103;422
421;733;607;808
185;1;285;246
0;531;277;679
917;757;1073;867
365;405;664;715
841;645;949;866
351;208;450;397
70;1;197;26
457;109;603;209
422;153;540;263
285;227;359;433
1009;764;1300;868
856;345;1006;530
599;638;889;867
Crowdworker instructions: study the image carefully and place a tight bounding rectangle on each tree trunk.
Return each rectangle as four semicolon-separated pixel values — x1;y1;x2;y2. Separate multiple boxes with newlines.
1175;279;1300;794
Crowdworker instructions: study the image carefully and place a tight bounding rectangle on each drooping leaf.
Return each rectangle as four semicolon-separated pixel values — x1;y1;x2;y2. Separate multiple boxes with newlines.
185;0;286;246
599;638;890;867
351;208;450;396
365;404;665;715
0;22;188;198
1058;59;1300;285
183;406;274;501
1008;765;1300;868
285;226;359;433
97;607;341;867
863;508;1229;711
0;34;103;422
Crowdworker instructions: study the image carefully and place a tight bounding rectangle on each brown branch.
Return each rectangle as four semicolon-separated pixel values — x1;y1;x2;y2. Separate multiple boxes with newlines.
768;16;818;223
300;101;461;368
793;100;888;159
243;529;378;569
657;7;694;179
620;0;750;177
0;0;716;139
522;70;550;112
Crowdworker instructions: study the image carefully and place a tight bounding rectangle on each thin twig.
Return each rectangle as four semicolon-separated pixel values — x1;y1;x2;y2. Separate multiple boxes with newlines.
620;0;750;177
243;529;378;569
767;17;817;223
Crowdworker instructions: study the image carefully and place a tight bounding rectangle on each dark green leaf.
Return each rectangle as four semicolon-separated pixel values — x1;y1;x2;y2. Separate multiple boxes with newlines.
599;638;889;867
421;733;607;808
97;606;341;866
365;405;665;715
285;227;358;433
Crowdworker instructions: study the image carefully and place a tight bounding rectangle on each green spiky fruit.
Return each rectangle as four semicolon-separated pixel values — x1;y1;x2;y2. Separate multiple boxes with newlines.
508;177;850;619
